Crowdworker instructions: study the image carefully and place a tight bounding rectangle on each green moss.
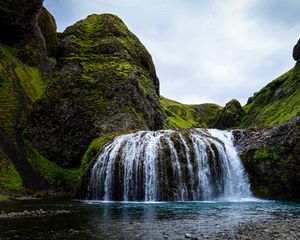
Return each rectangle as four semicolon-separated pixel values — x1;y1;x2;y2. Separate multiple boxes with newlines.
0;149;23;191
26;144;80;188
15;66;46;101
81;132;129;172
0;195;10;201
254;149;280;161
241;65;300;127
193;103;223;127
0;43;45;139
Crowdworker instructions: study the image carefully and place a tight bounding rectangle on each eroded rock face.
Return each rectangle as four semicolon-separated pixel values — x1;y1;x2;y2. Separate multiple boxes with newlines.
38;7;59;57
27;14;167;168
293;38;300;61
233;113;300;200
215;99;245;129
0;0;47;66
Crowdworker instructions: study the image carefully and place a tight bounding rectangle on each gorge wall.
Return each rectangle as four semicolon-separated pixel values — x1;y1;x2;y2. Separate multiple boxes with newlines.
0;1;299;201
234;113;300;200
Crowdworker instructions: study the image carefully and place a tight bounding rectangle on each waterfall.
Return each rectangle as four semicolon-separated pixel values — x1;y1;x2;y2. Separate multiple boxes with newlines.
87;129;252;201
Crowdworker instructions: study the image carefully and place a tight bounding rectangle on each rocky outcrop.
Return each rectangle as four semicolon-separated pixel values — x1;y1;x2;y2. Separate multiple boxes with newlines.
293;38;300;61
26;14;167;168
215;99;244;129
233;113;300;200
38;7;59;57
0;0;47;66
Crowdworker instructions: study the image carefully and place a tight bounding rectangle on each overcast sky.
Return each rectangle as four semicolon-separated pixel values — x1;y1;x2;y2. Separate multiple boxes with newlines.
44;0;300;106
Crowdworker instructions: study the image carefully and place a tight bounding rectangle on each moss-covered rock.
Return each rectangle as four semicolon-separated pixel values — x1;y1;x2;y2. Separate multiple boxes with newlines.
0;147;23;192
0;42;51;192
38;7;59;57
26;14;167;168
0;43;46;142
0;0;47;66
234;114;300;200
215;99;245;129
193;103;223;127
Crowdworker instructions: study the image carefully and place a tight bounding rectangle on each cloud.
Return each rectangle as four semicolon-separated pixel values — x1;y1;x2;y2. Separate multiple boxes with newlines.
44;0;300;106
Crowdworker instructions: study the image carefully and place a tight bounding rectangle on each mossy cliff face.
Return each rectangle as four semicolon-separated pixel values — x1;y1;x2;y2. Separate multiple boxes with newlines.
27;14;167;168
234;114;300;200
0;2;68;193
215;99;245;129
0;0;47;66
38;7;59;57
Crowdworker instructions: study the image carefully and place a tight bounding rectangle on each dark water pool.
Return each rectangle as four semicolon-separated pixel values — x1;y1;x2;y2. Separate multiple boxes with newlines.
0;198;299;239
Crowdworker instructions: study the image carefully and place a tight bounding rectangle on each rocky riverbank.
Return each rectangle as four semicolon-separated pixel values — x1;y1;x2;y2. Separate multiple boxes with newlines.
0;209;70;219
235;219;300;240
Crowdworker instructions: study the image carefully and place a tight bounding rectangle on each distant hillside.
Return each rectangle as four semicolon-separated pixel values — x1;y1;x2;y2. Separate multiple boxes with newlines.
160;96;222;128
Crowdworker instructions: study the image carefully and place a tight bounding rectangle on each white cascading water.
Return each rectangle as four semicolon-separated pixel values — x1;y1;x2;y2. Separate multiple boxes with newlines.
87;129;252;201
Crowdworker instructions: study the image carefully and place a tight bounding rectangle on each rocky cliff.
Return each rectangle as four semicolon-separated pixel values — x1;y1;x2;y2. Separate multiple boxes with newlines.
0;0;47;66
26;14;167;168
234;113;300;200
0;0;59;192
0;1;299;201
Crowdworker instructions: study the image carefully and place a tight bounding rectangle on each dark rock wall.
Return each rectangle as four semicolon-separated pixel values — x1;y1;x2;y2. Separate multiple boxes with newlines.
38;7;59;57
0;0;47;66
234;114;300;200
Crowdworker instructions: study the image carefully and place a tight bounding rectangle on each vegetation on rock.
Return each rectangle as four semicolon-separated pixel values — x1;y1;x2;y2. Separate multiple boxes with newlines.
38;7;59;57
26;14;167;168
241;63;300;128
215;99;245;129
234;114;300;200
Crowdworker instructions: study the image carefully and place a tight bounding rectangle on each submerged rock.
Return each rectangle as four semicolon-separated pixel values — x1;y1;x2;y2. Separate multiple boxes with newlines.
27;14;167;168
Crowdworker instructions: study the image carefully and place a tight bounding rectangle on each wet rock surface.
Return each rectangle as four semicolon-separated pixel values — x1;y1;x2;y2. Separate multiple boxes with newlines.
233;113;300;200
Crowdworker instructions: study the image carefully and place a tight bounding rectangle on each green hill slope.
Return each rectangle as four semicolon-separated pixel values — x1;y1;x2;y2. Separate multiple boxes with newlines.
160;96;222;128
241;63;300;128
